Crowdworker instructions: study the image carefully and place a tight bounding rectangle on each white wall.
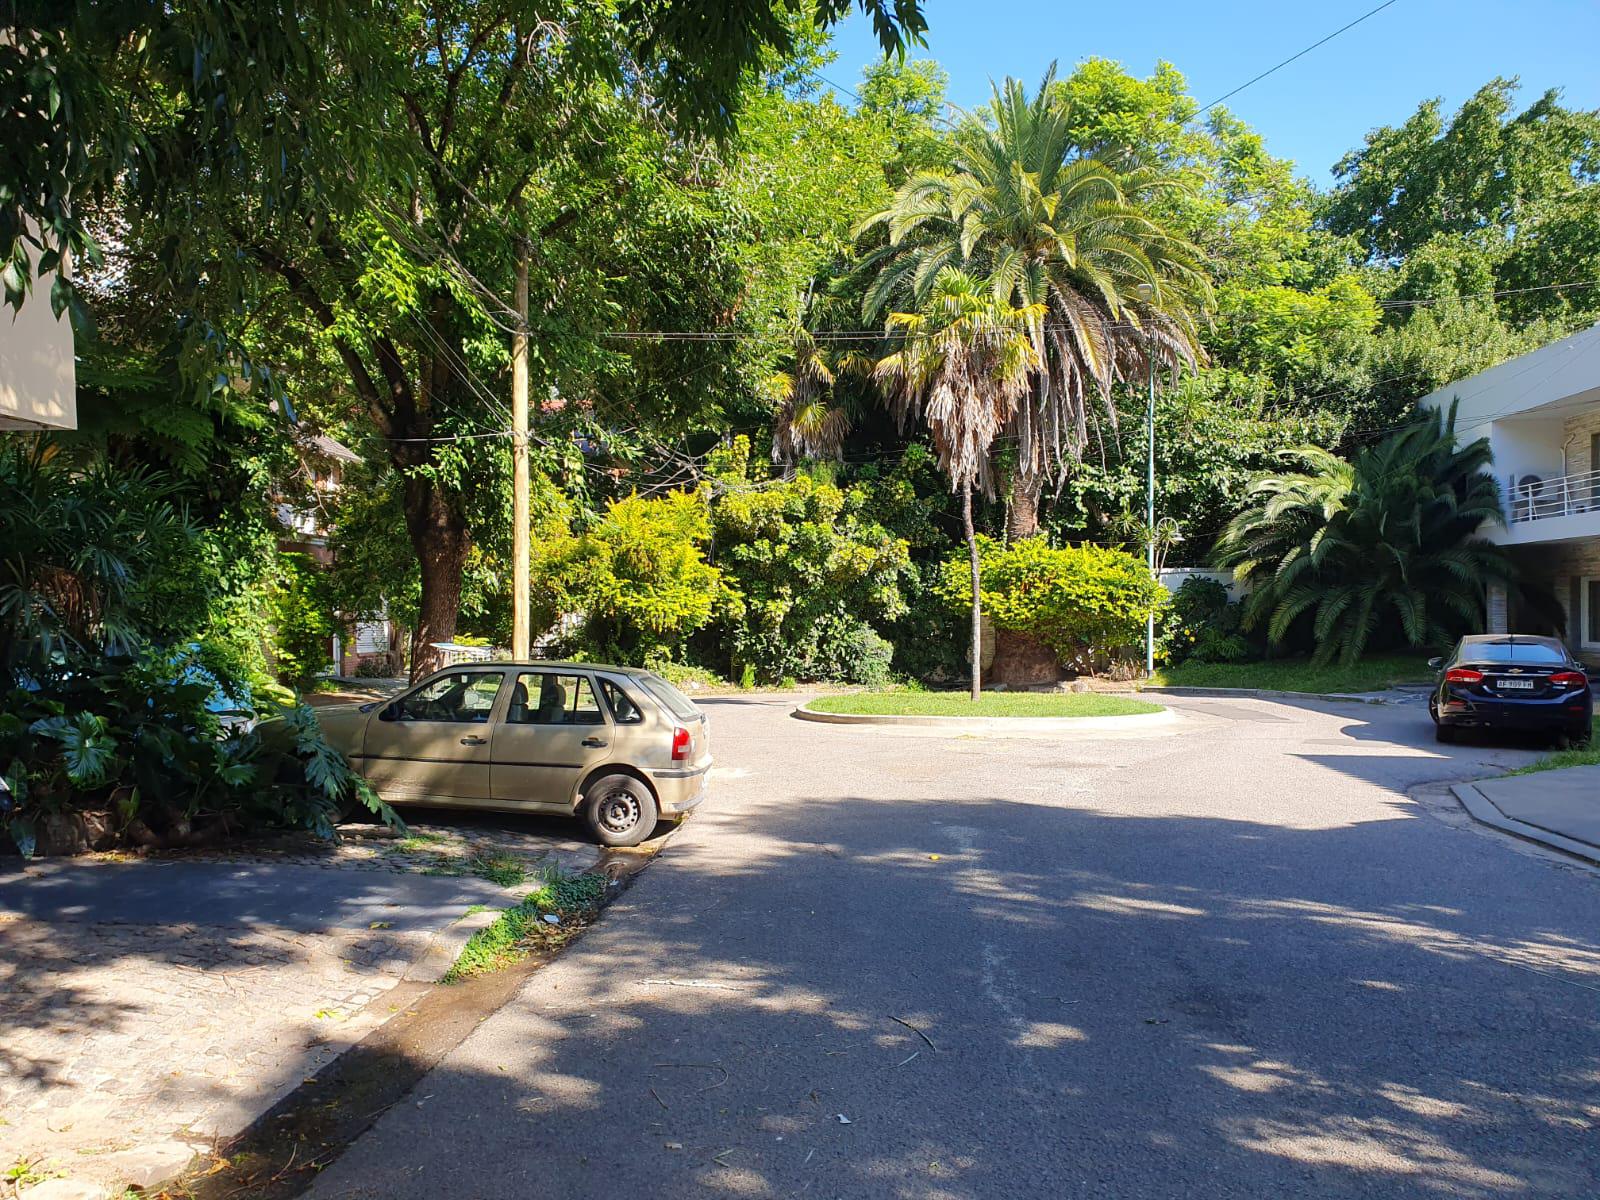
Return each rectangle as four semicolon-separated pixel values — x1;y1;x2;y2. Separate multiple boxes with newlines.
0;288;76;431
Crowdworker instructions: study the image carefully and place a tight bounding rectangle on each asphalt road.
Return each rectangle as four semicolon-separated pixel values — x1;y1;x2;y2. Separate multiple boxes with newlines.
304;693;1600;1199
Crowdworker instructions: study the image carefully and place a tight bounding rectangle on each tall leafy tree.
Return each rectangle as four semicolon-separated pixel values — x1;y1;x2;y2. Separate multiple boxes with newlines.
873;268;1039;697
59;1;929;678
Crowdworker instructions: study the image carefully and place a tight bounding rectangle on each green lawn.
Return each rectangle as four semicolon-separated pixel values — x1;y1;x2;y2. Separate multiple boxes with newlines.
1150;655;1436;695
807;690;1162;718
1506;717;1600;776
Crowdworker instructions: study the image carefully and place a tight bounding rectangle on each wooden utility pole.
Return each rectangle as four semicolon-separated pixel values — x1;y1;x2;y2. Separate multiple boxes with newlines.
511;236;531;661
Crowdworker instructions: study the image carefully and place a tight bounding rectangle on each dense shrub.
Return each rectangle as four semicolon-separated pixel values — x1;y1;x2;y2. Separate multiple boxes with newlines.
939;537;1166;673
0;649;396;856
267;552;338;685
833;624;895;686
710;447;911;684
1156;577;1253;665
531;491;733;665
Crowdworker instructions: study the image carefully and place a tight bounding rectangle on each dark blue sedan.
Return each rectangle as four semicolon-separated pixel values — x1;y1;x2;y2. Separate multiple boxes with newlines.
1428;634;1593;746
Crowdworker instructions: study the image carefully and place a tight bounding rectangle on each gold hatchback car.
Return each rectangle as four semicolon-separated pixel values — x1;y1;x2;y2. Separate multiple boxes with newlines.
316;662;711;846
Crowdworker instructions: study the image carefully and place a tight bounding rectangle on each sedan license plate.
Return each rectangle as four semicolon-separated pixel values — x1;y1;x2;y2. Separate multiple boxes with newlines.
1497;678;1536;691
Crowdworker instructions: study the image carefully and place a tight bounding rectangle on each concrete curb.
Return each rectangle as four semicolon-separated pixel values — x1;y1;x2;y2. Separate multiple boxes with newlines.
1450;781;1600;866
1134;685;1396;705
791;702;1177;735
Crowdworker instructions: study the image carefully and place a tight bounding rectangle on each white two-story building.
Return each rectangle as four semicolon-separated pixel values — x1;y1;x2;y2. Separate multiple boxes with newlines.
1420;322;1600;666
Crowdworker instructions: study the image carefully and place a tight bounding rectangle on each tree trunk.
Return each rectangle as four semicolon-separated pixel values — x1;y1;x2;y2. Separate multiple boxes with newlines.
962;480;981;701
1007;467;1042;541
402;475;470;681
990;630;1062;687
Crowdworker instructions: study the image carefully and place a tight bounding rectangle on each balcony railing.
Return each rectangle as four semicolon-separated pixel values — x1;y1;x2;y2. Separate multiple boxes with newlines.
1508;468;1600;523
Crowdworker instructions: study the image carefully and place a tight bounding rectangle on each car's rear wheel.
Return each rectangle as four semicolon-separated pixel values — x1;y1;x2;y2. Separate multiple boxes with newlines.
1434;722;1457;744
582;774;658;848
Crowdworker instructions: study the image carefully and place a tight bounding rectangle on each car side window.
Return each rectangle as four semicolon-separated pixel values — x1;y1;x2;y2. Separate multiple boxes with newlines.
392;672;503;723
507;673;604;725
600;678;644;724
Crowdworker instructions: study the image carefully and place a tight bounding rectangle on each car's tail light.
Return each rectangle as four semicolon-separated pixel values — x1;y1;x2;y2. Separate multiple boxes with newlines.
671;726;692;761
1550;671;1589;689
1445;668;1483;684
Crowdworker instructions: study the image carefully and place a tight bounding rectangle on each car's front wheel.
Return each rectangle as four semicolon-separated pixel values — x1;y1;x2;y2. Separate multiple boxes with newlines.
582;774;659;848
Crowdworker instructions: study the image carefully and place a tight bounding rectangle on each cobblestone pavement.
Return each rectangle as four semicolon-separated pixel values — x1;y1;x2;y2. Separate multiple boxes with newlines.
0;812;604;1192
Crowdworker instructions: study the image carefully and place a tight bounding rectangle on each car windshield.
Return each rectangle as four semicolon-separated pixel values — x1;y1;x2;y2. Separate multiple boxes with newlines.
638;674;701;721
1459;640;1567;666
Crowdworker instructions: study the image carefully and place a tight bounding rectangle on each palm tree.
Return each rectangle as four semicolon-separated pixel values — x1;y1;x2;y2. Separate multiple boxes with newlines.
855;65;1210;537
768;330;851;468
1216;404;1513;665
873;268;1041;698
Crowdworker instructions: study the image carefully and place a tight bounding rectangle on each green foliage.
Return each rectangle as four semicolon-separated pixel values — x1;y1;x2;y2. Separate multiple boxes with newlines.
836;625;895;687
939;537;1167;672
1155;577;1252;666
857;66;1211;499
0;649;397;856
267;553;337;686
1151;654;1436;694
533;491;730;664
710;444;911;683
0;442;201;680
443;867;609;982
1217;405;1512;665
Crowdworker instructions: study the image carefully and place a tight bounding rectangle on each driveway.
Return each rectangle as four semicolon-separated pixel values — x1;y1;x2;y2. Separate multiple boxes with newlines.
0;812;602;1188
300;692;1600;1199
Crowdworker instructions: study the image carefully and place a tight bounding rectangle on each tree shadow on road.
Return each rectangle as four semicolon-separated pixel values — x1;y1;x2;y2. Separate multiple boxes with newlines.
289;789;1600;1200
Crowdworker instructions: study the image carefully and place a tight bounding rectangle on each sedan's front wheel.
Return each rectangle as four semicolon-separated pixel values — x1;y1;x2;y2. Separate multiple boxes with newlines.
582;774;659;848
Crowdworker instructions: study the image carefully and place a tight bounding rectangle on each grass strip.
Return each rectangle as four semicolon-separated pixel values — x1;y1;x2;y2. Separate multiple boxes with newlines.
444;867;609;982
1151;655;1434;695
1505;717;1600;776
807;690;1161;718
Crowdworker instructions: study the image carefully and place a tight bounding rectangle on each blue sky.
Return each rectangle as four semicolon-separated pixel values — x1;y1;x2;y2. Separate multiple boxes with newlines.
824;0;1600;185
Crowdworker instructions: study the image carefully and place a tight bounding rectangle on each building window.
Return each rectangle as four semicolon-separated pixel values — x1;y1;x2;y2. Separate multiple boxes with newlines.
1585;577;1600;650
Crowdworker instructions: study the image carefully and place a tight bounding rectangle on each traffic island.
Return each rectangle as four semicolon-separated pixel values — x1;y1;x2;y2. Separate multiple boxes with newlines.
794;690;1174;734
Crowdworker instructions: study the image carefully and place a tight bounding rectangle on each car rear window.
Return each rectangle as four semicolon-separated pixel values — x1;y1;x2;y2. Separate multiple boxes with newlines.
638;674;701;721
1461;641;1567;666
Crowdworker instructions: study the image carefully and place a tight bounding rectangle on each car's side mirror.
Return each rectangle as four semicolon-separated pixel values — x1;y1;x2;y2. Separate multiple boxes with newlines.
1427;657;1443;670
379;703;401;722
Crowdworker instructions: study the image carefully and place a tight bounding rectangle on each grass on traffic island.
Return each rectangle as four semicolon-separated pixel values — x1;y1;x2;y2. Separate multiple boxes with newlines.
444;867;609;982
807;690;1162;718
1506;716;1600;777
1150;654;1434;695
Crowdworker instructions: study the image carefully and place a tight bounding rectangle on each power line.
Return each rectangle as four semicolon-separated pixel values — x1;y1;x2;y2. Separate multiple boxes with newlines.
1197;0;1403;113
1377;279;1600;308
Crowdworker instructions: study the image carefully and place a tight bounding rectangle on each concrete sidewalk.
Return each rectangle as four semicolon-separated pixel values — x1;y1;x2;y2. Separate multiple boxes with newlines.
1452;765;1600;863
0;821;601;1196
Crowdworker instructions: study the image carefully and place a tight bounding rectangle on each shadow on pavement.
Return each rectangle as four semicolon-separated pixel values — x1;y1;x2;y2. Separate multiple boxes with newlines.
292;788;1600;1200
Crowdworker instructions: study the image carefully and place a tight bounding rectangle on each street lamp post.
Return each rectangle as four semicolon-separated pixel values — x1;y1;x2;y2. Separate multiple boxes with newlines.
1145;335;1157;677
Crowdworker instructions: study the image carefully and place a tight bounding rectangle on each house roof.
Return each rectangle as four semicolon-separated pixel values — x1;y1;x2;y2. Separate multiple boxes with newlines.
1418;322;1600;431
302;433;361;464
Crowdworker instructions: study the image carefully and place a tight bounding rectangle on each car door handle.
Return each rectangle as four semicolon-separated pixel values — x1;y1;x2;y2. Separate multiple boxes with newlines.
582;737;608;748
459;735;488;746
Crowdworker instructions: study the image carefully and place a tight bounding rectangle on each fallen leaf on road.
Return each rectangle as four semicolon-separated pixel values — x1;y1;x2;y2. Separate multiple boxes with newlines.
368;920;393;929
837;1114;851;1124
